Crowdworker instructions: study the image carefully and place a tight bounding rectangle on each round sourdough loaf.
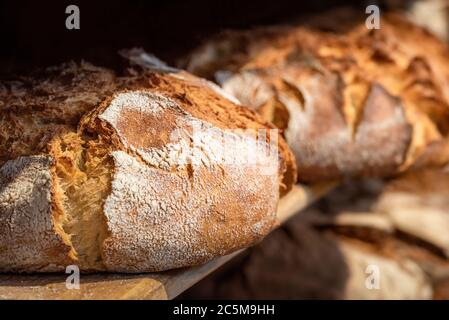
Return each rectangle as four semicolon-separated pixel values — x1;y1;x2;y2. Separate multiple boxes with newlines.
0;64;296;272
184;13;449;182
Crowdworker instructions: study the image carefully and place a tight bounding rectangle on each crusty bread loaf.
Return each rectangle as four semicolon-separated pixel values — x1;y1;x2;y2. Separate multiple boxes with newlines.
0;62;296;272
184;13;449;182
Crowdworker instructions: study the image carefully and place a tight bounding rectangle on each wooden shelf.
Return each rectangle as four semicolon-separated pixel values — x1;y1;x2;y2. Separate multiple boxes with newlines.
0;182;335;300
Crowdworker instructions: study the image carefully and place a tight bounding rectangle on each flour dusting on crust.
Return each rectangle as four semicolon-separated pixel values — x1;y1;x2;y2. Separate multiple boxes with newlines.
0;156;73;272
100;91;278;173
101;144;278;272
100;91;177;120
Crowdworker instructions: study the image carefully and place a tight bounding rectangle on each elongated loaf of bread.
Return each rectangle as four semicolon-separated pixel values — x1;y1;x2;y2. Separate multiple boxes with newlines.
0;62;296;272
184;13;449;182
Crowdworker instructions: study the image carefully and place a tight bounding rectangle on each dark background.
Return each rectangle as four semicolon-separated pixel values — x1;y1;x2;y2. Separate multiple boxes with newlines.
0;0;399;75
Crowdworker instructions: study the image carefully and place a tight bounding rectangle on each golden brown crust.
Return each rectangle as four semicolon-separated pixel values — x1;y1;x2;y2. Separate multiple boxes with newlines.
184;13;449;182
76;82;285;272
0;63;295;272
0;62;118;167
0;62;295;195
222;65;412;182
81;70;296;195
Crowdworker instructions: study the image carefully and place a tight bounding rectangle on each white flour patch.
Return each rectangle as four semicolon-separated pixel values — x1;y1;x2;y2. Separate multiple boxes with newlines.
0;155;70;272
101;150;278;272
100;90;279;173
